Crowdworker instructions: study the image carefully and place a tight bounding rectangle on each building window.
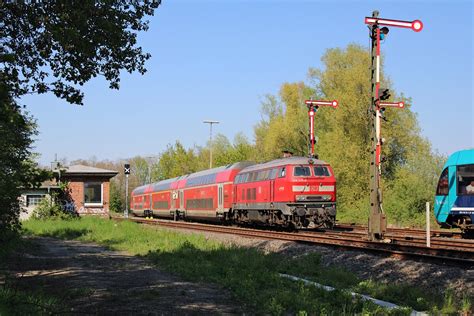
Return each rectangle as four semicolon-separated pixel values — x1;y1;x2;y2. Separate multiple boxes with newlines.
26;195;46;207
84;182;102;205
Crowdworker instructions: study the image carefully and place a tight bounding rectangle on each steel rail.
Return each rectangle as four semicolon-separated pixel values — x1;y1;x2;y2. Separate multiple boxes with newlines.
112;216;474;266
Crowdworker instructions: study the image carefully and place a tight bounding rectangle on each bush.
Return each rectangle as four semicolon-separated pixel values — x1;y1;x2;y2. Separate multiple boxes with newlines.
32;196;76;220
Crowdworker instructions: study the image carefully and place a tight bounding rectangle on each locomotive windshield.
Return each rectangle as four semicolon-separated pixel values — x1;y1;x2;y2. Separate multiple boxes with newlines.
436;168;449;196
314;166;330;177
457;164;474;195
294;166;311;177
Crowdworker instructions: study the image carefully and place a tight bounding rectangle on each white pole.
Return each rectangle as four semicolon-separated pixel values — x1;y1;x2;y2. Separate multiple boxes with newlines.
426;202;431;248
125;174;129;219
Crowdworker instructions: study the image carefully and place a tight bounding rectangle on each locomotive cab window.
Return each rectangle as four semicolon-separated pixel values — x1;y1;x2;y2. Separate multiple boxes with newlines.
436;168;449;196
457;164;474;195
294;166;311;177
279;167;286;178
314;166;330;177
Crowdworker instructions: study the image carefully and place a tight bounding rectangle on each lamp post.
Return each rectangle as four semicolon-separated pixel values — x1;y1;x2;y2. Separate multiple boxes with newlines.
203;120;219;168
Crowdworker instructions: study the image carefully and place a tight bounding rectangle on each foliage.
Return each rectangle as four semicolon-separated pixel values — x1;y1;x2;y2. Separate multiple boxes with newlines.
0;2;160;235
1;1;161;104
32;193;76;220
0;84;50;241
252;44;445;225
109;180;124;213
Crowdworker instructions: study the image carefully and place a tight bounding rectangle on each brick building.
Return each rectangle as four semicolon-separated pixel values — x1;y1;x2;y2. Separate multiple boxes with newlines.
60;165;118;216
20;164;118;219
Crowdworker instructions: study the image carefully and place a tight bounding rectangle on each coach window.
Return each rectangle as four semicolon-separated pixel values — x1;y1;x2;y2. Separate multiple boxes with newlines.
457;165;474;195
84;182;103;205
436;168;449;196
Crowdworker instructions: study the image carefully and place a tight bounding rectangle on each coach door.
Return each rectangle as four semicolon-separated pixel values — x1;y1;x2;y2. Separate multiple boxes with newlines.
179;190;184;211
218;184;224;211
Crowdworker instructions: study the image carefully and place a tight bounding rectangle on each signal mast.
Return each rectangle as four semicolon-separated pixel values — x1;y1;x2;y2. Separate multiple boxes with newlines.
365;11;423;241
304;98;338;158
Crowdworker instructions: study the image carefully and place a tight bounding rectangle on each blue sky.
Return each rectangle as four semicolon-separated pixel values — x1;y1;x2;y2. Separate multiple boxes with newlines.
21;0;473;166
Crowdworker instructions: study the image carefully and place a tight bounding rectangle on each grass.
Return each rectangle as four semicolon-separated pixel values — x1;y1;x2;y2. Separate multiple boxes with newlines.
22;217;472;315
0;234;62;315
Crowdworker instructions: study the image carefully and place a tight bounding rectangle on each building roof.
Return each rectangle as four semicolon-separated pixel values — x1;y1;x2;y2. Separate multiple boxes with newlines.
58;165;118;177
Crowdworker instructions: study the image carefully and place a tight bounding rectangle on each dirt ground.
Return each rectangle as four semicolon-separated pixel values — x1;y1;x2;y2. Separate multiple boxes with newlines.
2;237;243;315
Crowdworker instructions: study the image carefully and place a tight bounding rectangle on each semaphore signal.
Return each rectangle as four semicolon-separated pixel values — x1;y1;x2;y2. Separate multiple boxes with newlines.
304;98;338;159
365;10;422;241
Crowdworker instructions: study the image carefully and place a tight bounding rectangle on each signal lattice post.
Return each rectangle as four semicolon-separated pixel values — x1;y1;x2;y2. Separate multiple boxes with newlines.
304;99;338;158
365;11;422;241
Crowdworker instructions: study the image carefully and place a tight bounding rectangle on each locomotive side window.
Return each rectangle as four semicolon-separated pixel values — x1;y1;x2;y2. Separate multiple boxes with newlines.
314;166;331;177
436;168;449;196
279;167;286;178
294;166;311;177
457;164;474;195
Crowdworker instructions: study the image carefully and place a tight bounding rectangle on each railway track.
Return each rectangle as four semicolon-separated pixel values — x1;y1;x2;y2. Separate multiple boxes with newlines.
112;216;474;266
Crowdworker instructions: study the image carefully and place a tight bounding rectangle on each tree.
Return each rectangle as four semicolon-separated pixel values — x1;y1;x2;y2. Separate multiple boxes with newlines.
0;84;50;240
255;44;444;225
1;1;161;104
0;2;161;237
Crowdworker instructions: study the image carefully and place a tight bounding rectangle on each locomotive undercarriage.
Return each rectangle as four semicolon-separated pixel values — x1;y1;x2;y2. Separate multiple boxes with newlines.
443;214;474;238
232;202;336;229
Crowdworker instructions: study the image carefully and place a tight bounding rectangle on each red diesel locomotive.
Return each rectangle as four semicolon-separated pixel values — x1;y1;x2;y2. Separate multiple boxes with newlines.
131;156;336;229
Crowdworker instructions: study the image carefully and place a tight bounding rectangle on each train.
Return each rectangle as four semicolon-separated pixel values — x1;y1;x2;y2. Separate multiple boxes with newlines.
131;156;337;229
435;149;474;237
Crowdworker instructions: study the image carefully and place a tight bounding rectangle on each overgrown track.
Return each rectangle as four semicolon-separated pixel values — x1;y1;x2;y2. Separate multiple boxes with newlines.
112;216;474;266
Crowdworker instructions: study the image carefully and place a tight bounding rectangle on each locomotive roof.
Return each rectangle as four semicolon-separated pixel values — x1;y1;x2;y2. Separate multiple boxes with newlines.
443;149;474;168
239;156;327;173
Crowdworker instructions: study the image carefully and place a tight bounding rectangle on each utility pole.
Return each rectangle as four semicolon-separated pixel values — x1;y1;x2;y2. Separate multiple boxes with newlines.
365;11;422;241
304;99;338;158
203;120;219;168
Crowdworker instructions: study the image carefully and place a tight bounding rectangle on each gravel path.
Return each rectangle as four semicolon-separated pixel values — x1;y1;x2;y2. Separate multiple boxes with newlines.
3;237;243;315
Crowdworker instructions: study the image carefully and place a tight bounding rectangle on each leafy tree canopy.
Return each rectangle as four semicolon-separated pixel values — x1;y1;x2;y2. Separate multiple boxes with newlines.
1;1;160;104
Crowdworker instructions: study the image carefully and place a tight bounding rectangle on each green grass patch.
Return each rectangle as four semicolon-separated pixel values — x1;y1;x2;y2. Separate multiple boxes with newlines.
22;217;471;315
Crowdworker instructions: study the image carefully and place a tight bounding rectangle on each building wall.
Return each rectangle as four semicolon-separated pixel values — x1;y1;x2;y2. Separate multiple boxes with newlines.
64;176;111;216
19;189;52;220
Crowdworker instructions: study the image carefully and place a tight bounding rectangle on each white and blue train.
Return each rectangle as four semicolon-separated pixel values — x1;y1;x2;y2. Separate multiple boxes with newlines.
435;149;474;237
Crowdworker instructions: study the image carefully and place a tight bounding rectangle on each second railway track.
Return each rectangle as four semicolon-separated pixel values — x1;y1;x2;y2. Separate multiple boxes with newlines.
113;216;474;266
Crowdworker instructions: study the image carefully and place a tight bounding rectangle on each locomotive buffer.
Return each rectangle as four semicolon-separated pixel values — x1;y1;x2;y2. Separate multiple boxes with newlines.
365;11;422;241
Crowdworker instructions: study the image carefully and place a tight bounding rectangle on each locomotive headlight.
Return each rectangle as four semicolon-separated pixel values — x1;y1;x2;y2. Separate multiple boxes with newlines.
296;195;306;201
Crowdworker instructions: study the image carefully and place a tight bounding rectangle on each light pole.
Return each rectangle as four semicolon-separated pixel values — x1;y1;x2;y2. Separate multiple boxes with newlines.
203;120;219;169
